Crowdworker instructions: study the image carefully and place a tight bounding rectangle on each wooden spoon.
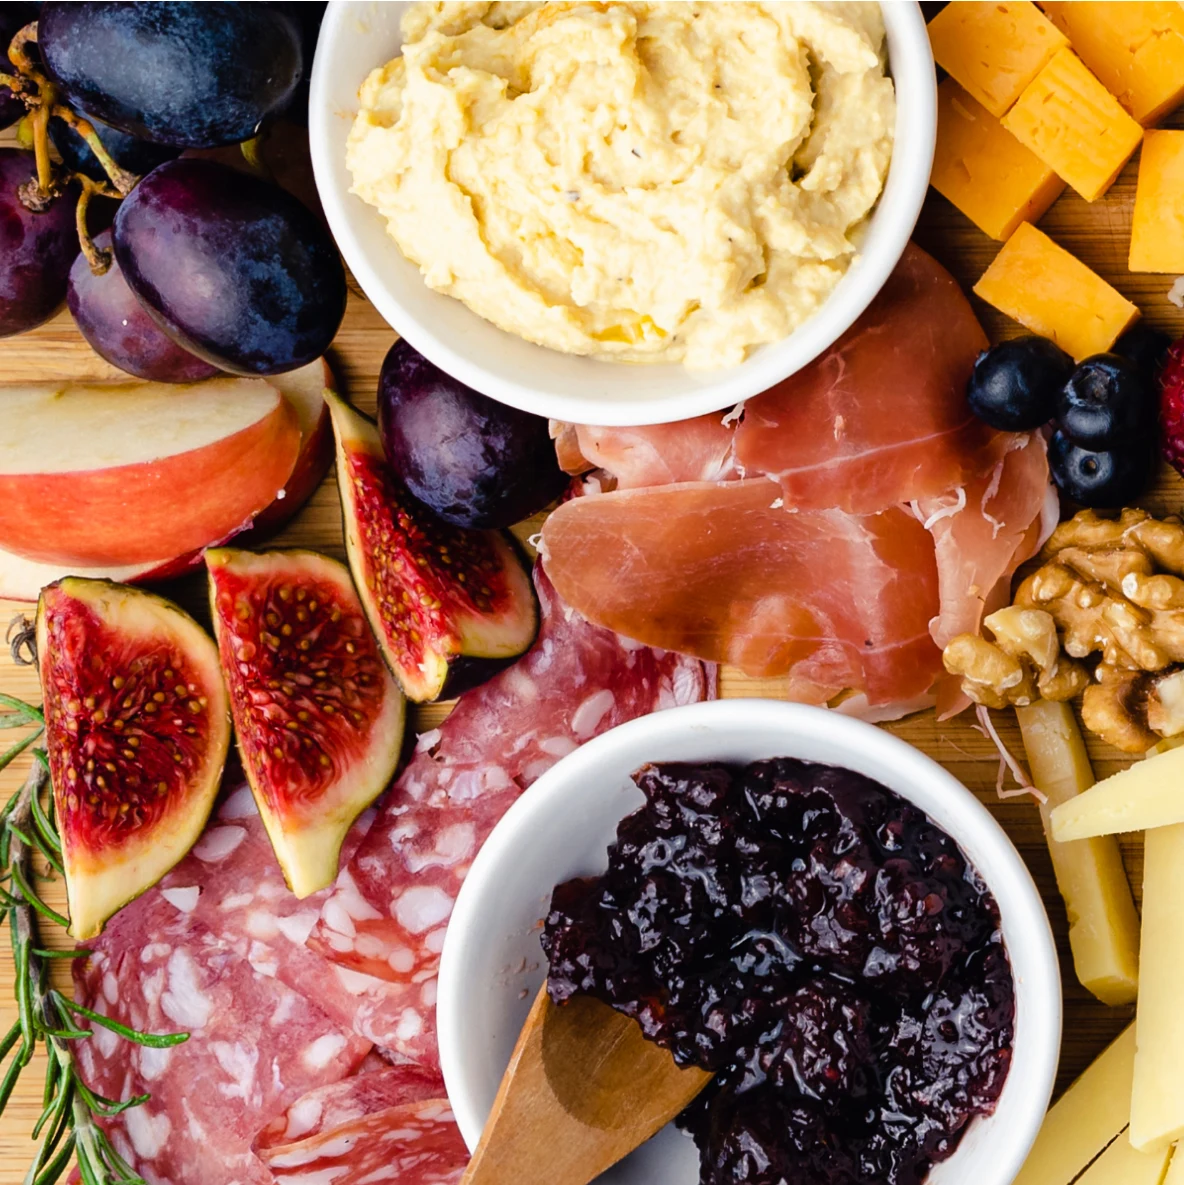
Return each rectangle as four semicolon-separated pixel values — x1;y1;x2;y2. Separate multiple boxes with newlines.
460;982;713;1185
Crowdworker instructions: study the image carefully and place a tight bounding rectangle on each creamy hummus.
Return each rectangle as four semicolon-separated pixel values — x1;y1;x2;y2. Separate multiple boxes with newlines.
348;2;895;369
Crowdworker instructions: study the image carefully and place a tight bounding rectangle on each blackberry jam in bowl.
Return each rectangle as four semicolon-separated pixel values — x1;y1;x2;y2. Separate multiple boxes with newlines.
438;700;1060;1185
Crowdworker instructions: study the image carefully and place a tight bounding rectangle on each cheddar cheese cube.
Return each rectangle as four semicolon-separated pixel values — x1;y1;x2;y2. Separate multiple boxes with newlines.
1002;48;1144;201
1130;131;1184;274
1132;823;1184;1152
1012;1026;1139;1185
932;79;1065;241
1040;2;1184;125
974;223;1140;360
928;2;1067;118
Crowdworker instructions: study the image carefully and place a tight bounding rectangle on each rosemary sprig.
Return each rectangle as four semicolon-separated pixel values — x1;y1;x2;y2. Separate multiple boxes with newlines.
0;706;189;1185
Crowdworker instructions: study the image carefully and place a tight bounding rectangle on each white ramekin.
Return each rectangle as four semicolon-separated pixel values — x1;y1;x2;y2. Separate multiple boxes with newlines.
437;699;1061;1185
309;3;937;427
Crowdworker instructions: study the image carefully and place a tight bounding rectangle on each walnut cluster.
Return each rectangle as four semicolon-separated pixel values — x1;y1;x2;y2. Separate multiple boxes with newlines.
943;509;1184;753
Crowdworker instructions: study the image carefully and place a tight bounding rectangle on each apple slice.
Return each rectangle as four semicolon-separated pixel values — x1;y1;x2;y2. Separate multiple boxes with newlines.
244;357;334;539
0;361;340;602
0;377;300;566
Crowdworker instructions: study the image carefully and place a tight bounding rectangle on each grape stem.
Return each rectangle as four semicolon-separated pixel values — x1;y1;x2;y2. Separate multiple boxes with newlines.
75;176;118;276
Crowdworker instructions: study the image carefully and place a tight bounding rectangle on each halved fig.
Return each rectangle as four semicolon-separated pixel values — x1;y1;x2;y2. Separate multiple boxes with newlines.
36;577;231;939
326;393;538;702
207;547;405;897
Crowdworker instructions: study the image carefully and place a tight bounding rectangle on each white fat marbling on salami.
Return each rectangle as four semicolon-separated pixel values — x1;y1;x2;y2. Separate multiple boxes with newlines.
71;881;368;1185
160;885;200;913
193;825;247;863
305;567;712;1069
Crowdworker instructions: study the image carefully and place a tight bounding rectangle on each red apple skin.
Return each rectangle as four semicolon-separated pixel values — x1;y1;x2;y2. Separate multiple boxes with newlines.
0;390;301;566
0;360;340;601
239;356;335;541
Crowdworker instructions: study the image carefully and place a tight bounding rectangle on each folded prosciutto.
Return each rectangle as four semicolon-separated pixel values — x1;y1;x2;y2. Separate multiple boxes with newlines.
545;242;1052;712
541;481;942;704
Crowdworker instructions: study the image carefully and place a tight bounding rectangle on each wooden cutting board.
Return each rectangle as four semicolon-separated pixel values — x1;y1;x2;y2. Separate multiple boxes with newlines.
0;105;1181;1180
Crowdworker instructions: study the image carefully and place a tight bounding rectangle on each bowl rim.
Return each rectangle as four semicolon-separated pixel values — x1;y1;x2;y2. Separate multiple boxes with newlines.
438;698;1062;1185
309;2;938;426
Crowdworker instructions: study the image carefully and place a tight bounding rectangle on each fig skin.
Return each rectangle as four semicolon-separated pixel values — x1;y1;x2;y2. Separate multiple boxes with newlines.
326;392;539;703
206;546;405;898
377;338;568;529
36;577;230;939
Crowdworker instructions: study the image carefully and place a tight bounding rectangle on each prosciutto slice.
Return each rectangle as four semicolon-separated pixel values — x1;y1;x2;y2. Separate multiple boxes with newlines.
73;892;369;1185
559;418;739;489
306;566;712;1066
540;480;942;704
733;243;994;512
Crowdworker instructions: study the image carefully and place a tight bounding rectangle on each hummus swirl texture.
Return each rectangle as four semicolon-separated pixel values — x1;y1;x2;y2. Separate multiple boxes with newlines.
348;2;895;369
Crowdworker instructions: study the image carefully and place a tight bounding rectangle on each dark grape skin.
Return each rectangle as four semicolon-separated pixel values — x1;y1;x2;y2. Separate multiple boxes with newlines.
112;158;346;376
49;112;180;183
0;3;39;129
67;230;219;382
39;2;302;149
378;338;569;529
0;148;78;337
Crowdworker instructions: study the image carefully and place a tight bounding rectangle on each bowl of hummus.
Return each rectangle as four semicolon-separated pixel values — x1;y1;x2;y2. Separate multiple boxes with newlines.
310;2;936;427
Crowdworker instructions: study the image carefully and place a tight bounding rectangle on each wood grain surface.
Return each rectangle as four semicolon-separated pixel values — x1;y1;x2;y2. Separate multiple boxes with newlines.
0;84;1181;1185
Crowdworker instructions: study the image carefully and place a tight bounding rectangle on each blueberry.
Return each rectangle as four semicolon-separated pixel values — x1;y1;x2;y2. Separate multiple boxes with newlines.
1057;354;1156;449
1049;431;1153;508
966;336;1073;431
1112;324;1171;378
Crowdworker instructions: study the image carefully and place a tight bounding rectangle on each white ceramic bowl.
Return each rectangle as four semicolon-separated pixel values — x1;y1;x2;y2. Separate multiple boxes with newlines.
438;699;1061;1185
309;3;936;426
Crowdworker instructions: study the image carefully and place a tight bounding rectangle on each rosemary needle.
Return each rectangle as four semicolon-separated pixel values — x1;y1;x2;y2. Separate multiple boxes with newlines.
0;700;189;1185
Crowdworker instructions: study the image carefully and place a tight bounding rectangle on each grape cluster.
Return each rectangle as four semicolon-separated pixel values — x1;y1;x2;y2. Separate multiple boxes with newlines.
0;2;343;379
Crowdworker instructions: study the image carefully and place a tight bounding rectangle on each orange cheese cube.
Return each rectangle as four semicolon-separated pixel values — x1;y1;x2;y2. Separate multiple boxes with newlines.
928;2;1067;118
1040;2;1184;125
1002;48;1144;201
931;78;1065;241
1130;131;1184;273
974;223;1140;360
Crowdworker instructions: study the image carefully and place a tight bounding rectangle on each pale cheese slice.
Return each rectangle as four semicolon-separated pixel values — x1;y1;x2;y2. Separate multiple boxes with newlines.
1079;1131;1172;1185
1165;1145;1184;1185
1132;823;1184;1152
1012;1025;1136;1185
1050;744;1184;841
1017;702;1139;1004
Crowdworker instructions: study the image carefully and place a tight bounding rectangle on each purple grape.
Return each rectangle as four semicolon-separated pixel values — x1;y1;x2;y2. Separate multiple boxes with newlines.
39;2;302;148
378;338;568;529
67;230;220;382
0;149;78;337
112;159;346;376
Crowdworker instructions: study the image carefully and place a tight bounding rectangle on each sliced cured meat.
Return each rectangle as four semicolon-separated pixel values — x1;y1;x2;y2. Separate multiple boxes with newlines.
918;432;1050;650
257;1062;445;1151
160;783;416;1054
539;480;942;704
73;891;369;1185
307;565;712;1064
551;420;593;476
263;1097;468;1185
559;417;739;489
733;242;995;513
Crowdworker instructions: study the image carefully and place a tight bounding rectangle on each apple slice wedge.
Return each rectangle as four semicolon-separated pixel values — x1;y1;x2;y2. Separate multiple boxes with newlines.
0;361;340;602
0;377;301;566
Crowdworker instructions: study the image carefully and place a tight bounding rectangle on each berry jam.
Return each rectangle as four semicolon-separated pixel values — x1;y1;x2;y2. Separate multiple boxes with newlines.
541;760;1014;1185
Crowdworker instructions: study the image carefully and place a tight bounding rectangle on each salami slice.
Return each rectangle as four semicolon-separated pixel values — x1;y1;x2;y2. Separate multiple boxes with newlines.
73;892;370;1185
256;1062;445;1151
306;567;712;1065
263;1097;468;1185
